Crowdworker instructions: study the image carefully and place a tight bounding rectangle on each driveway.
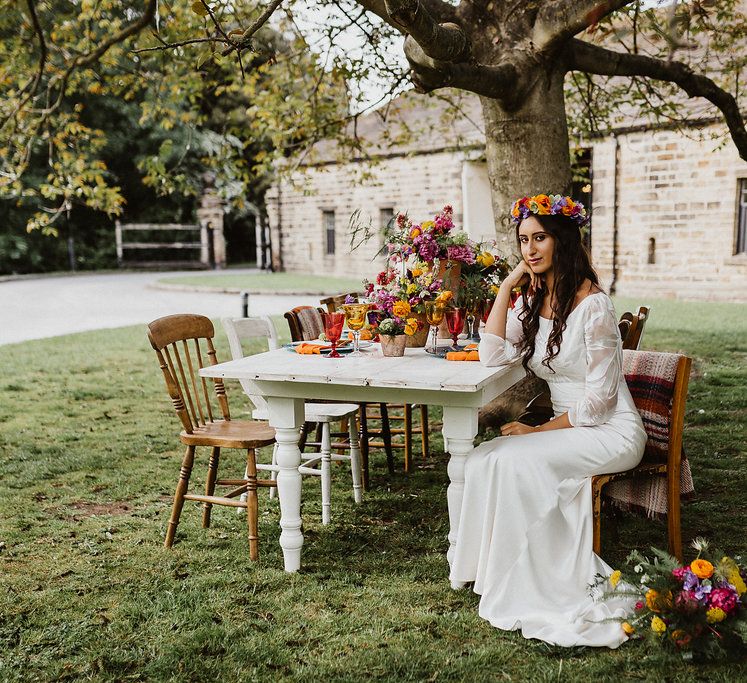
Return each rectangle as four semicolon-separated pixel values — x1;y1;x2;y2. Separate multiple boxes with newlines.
0;271;320;345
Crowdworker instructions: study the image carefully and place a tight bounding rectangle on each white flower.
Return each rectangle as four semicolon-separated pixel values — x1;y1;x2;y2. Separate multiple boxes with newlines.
640;574;650;584
634;564;643;573
691;537;710;552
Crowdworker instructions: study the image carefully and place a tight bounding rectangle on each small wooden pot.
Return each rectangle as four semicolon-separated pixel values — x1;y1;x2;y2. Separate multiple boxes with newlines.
380;334;407;357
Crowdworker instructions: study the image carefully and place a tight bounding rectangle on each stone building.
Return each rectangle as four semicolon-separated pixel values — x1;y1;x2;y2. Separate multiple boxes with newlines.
266;91;747;302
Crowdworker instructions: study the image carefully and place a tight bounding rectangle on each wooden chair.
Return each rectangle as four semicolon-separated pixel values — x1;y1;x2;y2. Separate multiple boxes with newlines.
620;306;650;350
317;294;431;476
147;314;276;560
592;351;692;562
284;305;326;341
222;316;362;524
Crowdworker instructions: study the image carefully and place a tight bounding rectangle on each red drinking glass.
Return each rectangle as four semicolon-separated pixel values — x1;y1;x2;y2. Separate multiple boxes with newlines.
445;307;466;351
322;312;345;358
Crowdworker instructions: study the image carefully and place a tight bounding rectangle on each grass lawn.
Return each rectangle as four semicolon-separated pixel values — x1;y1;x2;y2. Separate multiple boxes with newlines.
0;299;745;681
157;272;365;294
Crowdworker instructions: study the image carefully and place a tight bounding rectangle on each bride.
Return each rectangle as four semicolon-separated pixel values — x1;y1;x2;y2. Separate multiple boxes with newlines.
449;194;647;648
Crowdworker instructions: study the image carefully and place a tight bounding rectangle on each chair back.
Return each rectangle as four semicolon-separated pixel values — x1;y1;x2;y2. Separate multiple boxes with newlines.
147;314;230;433
621;306;650;350
319;292;360;313
284;305;325;342
221;315;280;415
618;318;632;346
622;350;691;467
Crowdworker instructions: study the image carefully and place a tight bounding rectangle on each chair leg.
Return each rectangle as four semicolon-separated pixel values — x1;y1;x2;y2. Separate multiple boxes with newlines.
592;480;603;557
348;416;363;504
321;423;332;525
359;405;370;491
245;449;259;561
269;442;279;500
420;404;429;460
202;446;220;528
668;471;683;562
404;403;413;473
299;422;310;452
380;403;395;475
165;445;195;548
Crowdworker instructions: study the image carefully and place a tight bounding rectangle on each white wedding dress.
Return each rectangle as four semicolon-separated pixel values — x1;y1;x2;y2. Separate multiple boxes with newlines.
450;292;647;648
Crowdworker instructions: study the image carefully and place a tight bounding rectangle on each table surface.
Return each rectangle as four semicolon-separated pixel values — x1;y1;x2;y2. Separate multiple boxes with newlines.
201;345;517;394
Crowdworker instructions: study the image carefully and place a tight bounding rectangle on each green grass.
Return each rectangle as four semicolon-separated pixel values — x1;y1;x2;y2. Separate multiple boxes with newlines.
157;272;365;294
0;299;745;681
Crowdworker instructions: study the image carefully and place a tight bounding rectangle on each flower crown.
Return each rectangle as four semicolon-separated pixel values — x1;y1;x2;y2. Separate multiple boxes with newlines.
510;194;588;226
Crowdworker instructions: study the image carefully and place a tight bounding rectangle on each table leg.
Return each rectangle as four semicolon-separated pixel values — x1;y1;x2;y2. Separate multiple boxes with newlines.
268;396;305;572
442;406;478;570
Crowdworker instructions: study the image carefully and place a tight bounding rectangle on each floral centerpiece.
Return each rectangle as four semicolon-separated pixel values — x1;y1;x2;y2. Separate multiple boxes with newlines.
597;538;747;661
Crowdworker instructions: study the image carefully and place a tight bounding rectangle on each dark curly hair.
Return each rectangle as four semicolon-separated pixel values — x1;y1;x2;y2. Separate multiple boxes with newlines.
515;213;600;374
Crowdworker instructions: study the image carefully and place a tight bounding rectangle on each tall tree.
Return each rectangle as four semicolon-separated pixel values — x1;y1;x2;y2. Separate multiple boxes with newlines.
2;1;745;241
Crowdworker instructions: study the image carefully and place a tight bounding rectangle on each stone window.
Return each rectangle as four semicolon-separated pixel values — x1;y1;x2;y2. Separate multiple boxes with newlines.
648;237;656;264
323;210;336;256
737;179;747;254
380;207;395;231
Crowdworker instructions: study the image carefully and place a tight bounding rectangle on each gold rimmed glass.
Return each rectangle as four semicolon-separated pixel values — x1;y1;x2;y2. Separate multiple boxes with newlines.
342;303;369;356
424;300;446;353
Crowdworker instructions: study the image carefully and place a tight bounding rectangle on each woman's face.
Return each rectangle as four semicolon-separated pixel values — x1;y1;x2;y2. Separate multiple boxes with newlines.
518;216;555;275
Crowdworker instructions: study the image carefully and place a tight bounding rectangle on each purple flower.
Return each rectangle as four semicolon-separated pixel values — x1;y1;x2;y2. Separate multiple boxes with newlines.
709;587;740;615
694;583;712;605
683;570;699;591
446;245;476;264
344;294;356;304
674;590;699;614
417;235;440;261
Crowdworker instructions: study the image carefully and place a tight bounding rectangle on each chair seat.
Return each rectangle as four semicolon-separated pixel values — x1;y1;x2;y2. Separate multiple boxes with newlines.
179;420;276;448
252;402;360;423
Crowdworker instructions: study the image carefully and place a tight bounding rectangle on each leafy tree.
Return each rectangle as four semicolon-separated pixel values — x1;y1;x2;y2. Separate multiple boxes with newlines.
2;0;745;247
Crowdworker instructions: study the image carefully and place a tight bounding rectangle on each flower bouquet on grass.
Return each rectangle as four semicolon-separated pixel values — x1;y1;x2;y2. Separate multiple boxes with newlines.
597;538;747;661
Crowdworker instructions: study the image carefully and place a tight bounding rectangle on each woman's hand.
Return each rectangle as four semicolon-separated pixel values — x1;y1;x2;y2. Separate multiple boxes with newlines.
504;260;543;294
500;421;537;437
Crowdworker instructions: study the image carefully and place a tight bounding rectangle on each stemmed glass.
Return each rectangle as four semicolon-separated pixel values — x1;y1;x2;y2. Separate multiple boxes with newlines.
444;307;466;351
322;312;345;358
342;303;369;356
424;300;446;354
465;297;483;341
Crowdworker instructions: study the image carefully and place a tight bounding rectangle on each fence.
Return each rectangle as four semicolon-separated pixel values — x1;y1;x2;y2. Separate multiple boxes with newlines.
115;221;210;269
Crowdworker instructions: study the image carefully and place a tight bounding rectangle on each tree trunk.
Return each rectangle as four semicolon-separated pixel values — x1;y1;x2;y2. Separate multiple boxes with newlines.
481;68;572;253
478;70;571;429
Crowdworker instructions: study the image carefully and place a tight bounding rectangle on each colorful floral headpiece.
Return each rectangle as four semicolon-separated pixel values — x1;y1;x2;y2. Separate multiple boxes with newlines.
510;194;588;226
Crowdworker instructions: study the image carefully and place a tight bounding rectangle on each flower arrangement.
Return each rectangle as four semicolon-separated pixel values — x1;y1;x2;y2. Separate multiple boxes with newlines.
510;193;588;226
597;539;747;661
363;265;444;316
377;316;419;337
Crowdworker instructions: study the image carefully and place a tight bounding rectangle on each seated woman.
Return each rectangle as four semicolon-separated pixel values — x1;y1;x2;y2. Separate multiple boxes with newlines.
450;194;646;648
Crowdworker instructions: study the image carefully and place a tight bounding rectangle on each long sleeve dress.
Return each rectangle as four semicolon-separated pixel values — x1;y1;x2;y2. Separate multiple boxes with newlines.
449;292;647;648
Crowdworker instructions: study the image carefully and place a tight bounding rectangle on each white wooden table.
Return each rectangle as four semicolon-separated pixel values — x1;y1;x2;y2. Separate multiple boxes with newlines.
200;345;524;572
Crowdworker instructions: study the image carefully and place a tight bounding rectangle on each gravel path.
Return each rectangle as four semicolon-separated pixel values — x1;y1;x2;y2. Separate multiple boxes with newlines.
0;270;320;345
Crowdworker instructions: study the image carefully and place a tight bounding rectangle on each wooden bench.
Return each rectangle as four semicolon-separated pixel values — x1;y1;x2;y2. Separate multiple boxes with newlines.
115;221;210;269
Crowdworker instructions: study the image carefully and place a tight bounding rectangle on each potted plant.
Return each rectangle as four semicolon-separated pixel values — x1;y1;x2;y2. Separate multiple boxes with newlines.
377;316;419;357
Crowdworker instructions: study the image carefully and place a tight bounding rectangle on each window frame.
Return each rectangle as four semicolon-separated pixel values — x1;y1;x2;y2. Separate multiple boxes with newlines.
323;210;336;256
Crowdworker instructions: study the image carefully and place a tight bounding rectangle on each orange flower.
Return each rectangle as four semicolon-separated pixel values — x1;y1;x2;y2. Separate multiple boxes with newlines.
690;559;714;579
392;301;411;318
411;267;423;277
535;194;551;214
410;227;421;239
622;622;635;635
561;199;576;216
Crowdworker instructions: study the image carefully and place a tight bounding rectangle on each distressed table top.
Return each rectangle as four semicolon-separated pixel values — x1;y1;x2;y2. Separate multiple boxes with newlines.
200;345;523;397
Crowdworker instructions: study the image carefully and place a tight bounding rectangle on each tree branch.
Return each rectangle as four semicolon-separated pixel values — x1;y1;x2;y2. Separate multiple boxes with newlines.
384;0;471;62
534;0;634;51
569;38;747;160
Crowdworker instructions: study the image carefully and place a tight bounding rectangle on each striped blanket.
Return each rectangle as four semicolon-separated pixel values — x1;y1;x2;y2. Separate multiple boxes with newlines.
604;350;695;518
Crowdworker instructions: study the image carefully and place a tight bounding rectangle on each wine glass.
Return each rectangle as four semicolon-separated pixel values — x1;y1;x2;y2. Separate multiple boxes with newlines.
445;307;466;351
424;300;446;353
342;303;369;356
322;312;345;358
465;297;482;341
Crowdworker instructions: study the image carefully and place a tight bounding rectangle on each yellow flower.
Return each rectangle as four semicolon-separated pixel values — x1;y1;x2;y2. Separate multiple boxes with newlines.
436;290;453;303
645;589;661;612
406;283;417;295
404;318;419;336
489;284;500;295
392;301;411;318
720;557;747;596
421;220;434;231
651;616;667;634
690;559;714;579
477;252;495;267
410;227;421;239
706;607;727;624
411;268;423;277
609;570;621;588
622;622;635;635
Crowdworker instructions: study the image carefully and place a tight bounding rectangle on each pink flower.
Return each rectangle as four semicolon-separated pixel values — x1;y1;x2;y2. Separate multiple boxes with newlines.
672;567;687;581
446;245;476;264
634;601;644;611
674;590;700;615
709;587;740;615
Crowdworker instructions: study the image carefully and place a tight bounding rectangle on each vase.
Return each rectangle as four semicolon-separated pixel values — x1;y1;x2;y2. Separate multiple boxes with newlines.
380;334;407;357
405;311;429;348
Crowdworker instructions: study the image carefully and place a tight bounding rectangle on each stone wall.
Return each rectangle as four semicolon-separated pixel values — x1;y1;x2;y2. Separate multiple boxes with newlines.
590;124;747;302
266;151;467;281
